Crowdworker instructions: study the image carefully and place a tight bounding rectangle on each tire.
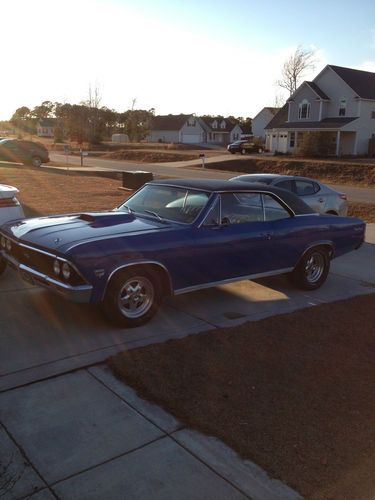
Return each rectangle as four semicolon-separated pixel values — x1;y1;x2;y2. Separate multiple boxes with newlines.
258;148;263;154
102;267;162;327
31;156;42;167
240;148;246;155
230;151;235;154
290;248;330;290
0;257;6;276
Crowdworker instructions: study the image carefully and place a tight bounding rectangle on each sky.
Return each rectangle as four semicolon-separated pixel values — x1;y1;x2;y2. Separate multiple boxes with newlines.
1;0;375;120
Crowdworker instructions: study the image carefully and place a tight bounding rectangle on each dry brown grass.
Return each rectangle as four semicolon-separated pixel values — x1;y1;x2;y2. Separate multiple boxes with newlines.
0;165;126;216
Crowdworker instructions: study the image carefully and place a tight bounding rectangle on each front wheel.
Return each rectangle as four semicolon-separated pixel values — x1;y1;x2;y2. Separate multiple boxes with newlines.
289;248;330;290
0;257;6;276
102;267;162;327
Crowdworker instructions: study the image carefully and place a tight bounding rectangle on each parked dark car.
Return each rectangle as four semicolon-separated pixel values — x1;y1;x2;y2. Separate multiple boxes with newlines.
0;179;365;327
229;174;348;216
0;139;49;167
227;140;263;155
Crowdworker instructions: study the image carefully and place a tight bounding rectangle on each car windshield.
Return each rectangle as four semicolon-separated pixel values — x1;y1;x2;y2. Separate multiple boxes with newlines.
118;184;211;223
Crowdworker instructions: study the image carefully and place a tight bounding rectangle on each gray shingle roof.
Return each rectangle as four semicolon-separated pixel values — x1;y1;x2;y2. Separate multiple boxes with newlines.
274;117;357;129
328;65;375;100
305;82;330;100
151;114;191;131
264;104;289;129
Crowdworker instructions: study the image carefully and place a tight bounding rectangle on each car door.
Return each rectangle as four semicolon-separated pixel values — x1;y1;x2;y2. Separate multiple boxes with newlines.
294;179;325;213
181;192;283;288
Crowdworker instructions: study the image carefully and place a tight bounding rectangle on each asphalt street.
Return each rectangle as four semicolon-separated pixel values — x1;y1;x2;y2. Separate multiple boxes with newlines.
49;153;375;204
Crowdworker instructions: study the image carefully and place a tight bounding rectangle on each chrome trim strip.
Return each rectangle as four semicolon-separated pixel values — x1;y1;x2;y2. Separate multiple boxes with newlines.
299;241;335;261
174;267;294;295
102;260;173;300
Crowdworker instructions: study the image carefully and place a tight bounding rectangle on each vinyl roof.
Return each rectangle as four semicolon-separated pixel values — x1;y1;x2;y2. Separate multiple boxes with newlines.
149;178;315;215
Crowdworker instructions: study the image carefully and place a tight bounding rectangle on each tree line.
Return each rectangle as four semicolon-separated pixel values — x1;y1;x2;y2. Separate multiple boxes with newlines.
10;100;155;144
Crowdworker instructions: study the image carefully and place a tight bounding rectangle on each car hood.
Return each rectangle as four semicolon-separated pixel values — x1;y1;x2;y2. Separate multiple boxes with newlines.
2;211;169;252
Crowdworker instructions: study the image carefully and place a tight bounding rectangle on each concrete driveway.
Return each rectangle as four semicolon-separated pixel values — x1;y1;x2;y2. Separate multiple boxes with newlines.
1;225;374;393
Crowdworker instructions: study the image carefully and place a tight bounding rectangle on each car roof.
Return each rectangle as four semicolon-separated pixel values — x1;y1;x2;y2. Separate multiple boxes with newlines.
148;178;316;215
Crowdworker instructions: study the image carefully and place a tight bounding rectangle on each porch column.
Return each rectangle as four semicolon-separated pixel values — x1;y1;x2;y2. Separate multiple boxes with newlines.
335;130;341;156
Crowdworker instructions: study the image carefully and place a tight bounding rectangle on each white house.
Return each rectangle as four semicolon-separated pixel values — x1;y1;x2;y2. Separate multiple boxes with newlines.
148;114;206;144
200;117;243;145
148;114;243;145
36;118;56;138
251;107;279;140
265;65;375;156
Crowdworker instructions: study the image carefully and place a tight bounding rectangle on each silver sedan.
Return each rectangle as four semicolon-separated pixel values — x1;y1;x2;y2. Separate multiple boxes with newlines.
229;174;348;216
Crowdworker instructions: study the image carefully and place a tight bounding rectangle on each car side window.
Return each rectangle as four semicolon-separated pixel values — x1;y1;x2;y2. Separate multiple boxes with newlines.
220;193;263;225
262;194;291;221
275;180;293;192
295;180;315;196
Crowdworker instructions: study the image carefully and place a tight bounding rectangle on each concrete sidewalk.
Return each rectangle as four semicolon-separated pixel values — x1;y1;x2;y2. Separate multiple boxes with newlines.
0;366;301;500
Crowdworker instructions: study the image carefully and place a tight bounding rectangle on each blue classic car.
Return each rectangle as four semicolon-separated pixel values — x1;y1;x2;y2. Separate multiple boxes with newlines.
0;179;365;327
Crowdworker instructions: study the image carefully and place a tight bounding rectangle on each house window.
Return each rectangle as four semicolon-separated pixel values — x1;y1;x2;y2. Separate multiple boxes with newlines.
220;120;226;129
212;120;218;129
371;110;375;119
289;132;295;148
298;99;310;119
339;98;346;116
187;119;196;127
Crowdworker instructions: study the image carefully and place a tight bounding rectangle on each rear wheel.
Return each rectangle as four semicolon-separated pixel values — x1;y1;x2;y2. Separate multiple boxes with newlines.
31;156;42;167
290;248;330;290
102;267;162;327
0;257;6;276
240;148;246;155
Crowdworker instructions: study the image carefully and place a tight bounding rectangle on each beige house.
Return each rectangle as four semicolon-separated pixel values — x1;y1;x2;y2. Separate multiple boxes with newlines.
265;65;375;156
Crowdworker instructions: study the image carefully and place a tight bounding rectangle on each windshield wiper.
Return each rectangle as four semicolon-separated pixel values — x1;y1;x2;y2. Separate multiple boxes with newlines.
143;210;164;222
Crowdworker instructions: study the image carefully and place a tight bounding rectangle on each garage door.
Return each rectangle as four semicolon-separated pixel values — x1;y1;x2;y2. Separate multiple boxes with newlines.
182;134;201;144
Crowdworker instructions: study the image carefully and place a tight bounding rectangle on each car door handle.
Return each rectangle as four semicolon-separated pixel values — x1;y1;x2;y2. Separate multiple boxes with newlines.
261;233;272;240
319;198;324;203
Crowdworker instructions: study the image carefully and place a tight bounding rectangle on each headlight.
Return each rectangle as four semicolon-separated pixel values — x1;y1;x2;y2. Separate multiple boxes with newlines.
0;236;5;248
6;239;11;252
62;262;71;280
53;259;60;276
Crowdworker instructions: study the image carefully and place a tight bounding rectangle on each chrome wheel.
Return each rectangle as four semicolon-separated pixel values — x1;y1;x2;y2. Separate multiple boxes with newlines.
304;252;325;284
118;276;154;319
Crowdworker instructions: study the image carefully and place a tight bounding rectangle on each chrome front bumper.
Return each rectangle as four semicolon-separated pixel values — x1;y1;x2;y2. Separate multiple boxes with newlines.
1;251;93;303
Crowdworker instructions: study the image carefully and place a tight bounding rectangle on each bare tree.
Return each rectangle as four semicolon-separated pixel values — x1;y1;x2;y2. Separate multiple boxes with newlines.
276;45;316;96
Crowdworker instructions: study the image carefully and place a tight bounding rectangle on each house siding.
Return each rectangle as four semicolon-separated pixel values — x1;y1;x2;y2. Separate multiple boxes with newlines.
252;109;274;139
288;85;321;122
315;67;358;119
148;130;180;143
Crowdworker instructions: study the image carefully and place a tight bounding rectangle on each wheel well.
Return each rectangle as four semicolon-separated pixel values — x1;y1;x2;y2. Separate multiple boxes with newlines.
107;263;173;297
326;210;338;216
297;243;335;268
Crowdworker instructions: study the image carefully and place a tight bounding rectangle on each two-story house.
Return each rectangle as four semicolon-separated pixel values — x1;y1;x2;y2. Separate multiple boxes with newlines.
265;65;375;156
200;117;243;145
36;118;57;138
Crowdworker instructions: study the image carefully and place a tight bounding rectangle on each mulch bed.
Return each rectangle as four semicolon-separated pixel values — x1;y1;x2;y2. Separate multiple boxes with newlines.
109;294;375;499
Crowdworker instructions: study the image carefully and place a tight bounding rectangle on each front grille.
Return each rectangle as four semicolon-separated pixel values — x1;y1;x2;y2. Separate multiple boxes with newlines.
10;241;54;277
